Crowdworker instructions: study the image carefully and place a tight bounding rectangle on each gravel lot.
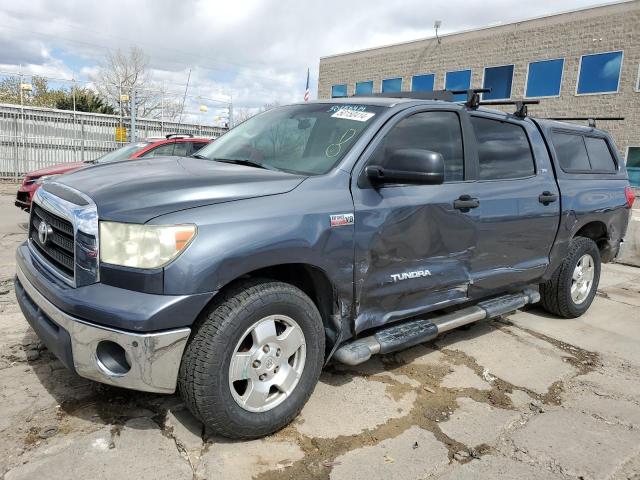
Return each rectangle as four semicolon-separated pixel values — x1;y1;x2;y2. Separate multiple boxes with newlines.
0;182;639;480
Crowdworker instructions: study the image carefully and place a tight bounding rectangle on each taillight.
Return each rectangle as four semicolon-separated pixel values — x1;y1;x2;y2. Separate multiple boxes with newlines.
625;186;635;208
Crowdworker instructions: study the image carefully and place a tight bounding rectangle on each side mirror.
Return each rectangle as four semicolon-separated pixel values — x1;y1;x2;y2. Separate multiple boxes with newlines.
366;148;445;186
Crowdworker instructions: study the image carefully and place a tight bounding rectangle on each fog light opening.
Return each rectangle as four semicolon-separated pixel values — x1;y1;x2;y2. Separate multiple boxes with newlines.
96;340;131;376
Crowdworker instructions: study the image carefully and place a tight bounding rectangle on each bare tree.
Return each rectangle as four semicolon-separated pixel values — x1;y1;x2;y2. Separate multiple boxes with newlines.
92;47;180;120
233;102;281;125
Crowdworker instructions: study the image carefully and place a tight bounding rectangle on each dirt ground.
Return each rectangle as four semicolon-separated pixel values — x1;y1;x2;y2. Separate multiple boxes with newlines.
0;182;639;480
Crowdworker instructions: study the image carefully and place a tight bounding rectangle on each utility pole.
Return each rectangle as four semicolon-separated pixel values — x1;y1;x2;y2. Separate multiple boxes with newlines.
228;95;234;129
130;89;136;143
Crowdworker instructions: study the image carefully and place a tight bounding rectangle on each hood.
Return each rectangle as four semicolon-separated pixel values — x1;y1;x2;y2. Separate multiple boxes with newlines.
26;162;86;178
56;156;306;223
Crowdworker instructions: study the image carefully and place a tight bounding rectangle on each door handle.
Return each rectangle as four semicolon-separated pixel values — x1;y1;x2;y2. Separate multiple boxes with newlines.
538;191;558;205
453;194;480;211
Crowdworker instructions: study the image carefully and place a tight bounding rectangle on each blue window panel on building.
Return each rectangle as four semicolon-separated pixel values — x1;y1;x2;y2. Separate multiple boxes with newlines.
483;65;514;100
577;51;623;94
331;84;347;98
355;81;373;95
412;74;435;92
382;77;402;93
445;70;472;101
526;59;564;97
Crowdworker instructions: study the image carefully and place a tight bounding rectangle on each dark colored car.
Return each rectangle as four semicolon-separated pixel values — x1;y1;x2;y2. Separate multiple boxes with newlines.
15;134;211;210
15;96;634;440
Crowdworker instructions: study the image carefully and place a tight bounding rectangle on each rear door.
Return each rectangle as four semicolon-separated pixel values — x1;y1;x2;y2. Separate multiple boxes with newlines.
467;113;560;295
351;107;479;333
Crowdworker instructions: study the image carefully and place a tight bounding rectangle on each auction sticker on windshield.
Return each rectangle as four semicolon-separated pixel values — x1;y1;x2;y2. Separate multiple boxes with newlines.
331;109;376;122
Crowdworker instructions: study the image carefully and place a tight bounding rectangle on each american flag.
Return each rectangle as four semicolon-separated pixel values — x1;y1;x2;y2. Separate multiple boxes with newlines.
304;68;310;102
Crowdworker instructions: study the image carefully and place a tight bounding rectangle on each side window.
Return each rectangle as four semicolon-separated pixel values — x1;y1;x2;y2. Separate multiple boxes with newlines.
470;117;535;180
141;143;174;157
369;111;464;182
551;132;591;172
584;137;617;172
172;142;190;157
190;142;208;154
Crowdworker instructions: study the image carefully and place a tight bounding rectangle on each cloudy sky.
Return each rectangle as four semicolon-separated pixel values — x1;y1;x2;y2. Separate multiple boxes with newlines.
0;0;615;123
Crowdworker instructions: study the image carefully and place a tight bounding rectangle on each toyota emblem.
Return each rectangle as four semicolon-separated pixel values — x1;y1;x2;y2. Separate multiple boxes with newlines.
38;221;53;245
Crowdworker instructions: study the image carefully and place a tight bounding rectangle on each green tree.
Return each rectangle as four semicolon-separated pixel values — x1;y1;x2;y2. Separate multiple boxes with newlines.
55;89;115;114
0;75;65;108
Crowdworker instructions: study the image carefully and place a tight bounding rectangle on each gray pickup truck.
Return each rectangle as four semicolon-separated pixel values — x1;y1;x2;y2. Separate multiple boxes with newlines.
15;92;634;439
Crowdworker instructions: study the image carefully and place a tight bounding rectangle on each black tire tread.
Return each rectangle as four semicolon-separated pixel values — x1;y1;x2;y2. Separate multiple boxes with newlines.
540;236;600;318
178;278;324;439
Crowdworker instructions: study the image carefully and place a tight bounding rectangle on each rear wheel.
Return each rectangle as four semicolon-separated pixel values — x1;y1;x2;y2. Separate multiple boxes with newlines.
540;237;601;318
178;279;324;439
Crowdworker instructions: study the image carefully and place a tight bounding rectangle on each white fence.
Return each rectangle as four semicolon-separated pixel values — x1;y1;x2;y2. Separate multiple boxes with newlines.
0;103;227;177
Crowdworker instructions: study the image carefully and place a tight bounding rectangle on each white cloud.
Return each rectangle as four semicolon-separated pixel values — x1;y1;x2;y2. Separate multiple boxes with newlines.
0;0;614;116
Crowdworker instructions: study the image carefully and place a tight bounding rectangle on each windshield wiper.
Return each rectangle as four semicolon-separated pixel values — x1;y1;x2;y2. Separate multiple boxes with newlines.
191;154;208;159
212;158;272;170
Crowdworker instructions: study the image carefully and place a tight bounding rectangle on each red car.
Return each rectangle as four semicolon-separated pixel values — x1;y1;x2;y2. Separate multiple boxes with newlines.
15;134;211;210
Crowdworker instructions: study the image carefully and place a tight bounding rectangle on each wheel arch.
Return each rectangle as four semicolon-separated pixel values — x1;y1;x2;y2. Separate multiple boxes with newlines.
211;263;345;357
573;220;610;261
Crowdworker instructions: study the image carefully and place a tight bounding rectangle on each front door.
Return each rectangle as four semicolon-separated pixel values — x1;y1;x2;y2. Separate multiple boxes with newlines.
351;108;478;334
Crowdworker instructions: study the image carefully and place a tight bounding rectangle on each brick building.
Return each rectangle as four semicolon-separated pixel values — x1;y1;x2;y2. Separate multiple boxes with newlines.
317;0;640;186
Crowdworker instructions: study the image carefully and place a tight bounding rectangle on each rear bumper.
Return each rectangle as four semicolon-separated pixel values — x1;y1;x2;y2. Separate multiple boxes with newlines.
15;262;191;393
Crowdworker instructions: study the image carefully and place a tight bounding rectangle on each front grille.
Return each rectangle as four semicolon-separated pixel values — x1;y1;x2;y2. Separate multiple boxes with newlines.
30;204;75;278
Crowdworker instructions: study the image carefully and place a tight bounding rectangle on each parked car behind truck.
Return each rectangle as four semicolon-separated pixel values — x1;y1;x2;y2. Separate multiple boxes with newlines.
15;95;633;439
15;134;212;211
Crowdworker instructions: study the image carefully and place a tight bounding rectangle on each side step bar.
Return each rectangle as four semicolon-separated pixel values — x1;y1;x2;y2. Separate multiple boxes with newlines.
333;289;540;366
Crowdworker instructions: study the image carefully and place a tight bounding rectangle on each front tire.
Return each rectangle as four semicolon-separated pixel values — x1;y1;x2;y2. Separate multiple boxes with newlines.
540;237;601;318
178;279;325;439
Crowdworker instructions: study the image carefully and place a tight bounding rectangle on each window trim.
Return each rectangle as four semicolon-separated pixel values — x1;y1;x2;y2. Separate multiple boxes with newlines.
355;80;374;95
357;107;470;188
331;84;348;98
523;57;565;99
551;130;618;174
481;64;515;101
470;113;537;182
410;73;436;92
575;50;624;97
381;77;403;94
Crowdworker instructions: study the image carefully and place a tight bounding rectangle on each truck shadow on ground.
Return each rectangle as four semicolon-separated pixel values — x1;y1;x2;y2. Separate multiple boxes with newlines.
21;315;519;443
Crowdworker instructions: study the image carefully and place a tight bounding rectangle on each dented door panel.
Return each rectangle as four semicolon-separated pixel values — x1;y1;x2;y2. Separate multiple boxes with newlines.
352;184;477;333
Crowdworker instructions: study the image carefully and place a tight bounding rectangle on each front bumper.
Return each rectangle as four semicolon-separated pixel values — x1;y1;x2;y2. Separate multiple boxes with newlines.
15;262;191;394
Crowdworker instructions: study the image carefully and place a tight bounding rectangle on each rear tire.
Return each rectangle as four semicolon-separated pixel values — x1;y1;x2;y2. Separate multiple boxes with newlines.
540;237;601;318
178;278;324;439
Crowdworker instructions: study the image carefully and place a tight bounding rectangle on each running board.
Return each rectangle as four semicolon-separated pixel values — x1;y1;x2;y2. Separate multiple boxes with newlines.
333;289;540;366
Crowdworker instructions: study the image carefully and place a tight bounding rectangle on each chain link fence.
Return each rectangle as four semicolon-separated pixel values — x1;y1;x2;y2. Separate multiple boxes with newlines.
0;103;227;178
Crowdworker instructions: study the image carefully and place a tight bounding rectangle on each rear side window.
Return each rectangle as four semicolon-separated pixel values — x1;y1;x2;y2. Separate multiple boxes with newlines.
551;133;617;173
470;117;535;180
551;132;590;171
584;137;616;171
190;142;209;154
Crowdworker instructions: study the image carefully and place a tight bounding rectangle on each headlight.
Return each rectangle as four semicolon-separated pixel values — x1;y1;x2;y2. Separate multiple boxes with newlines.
99;222;196;269
35;174;59;184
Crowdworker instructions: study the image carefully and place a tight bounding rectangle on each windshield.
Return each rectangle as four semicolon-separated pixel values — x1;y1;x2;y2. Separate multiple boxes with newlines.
195;103;383;175
91;142;150;164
